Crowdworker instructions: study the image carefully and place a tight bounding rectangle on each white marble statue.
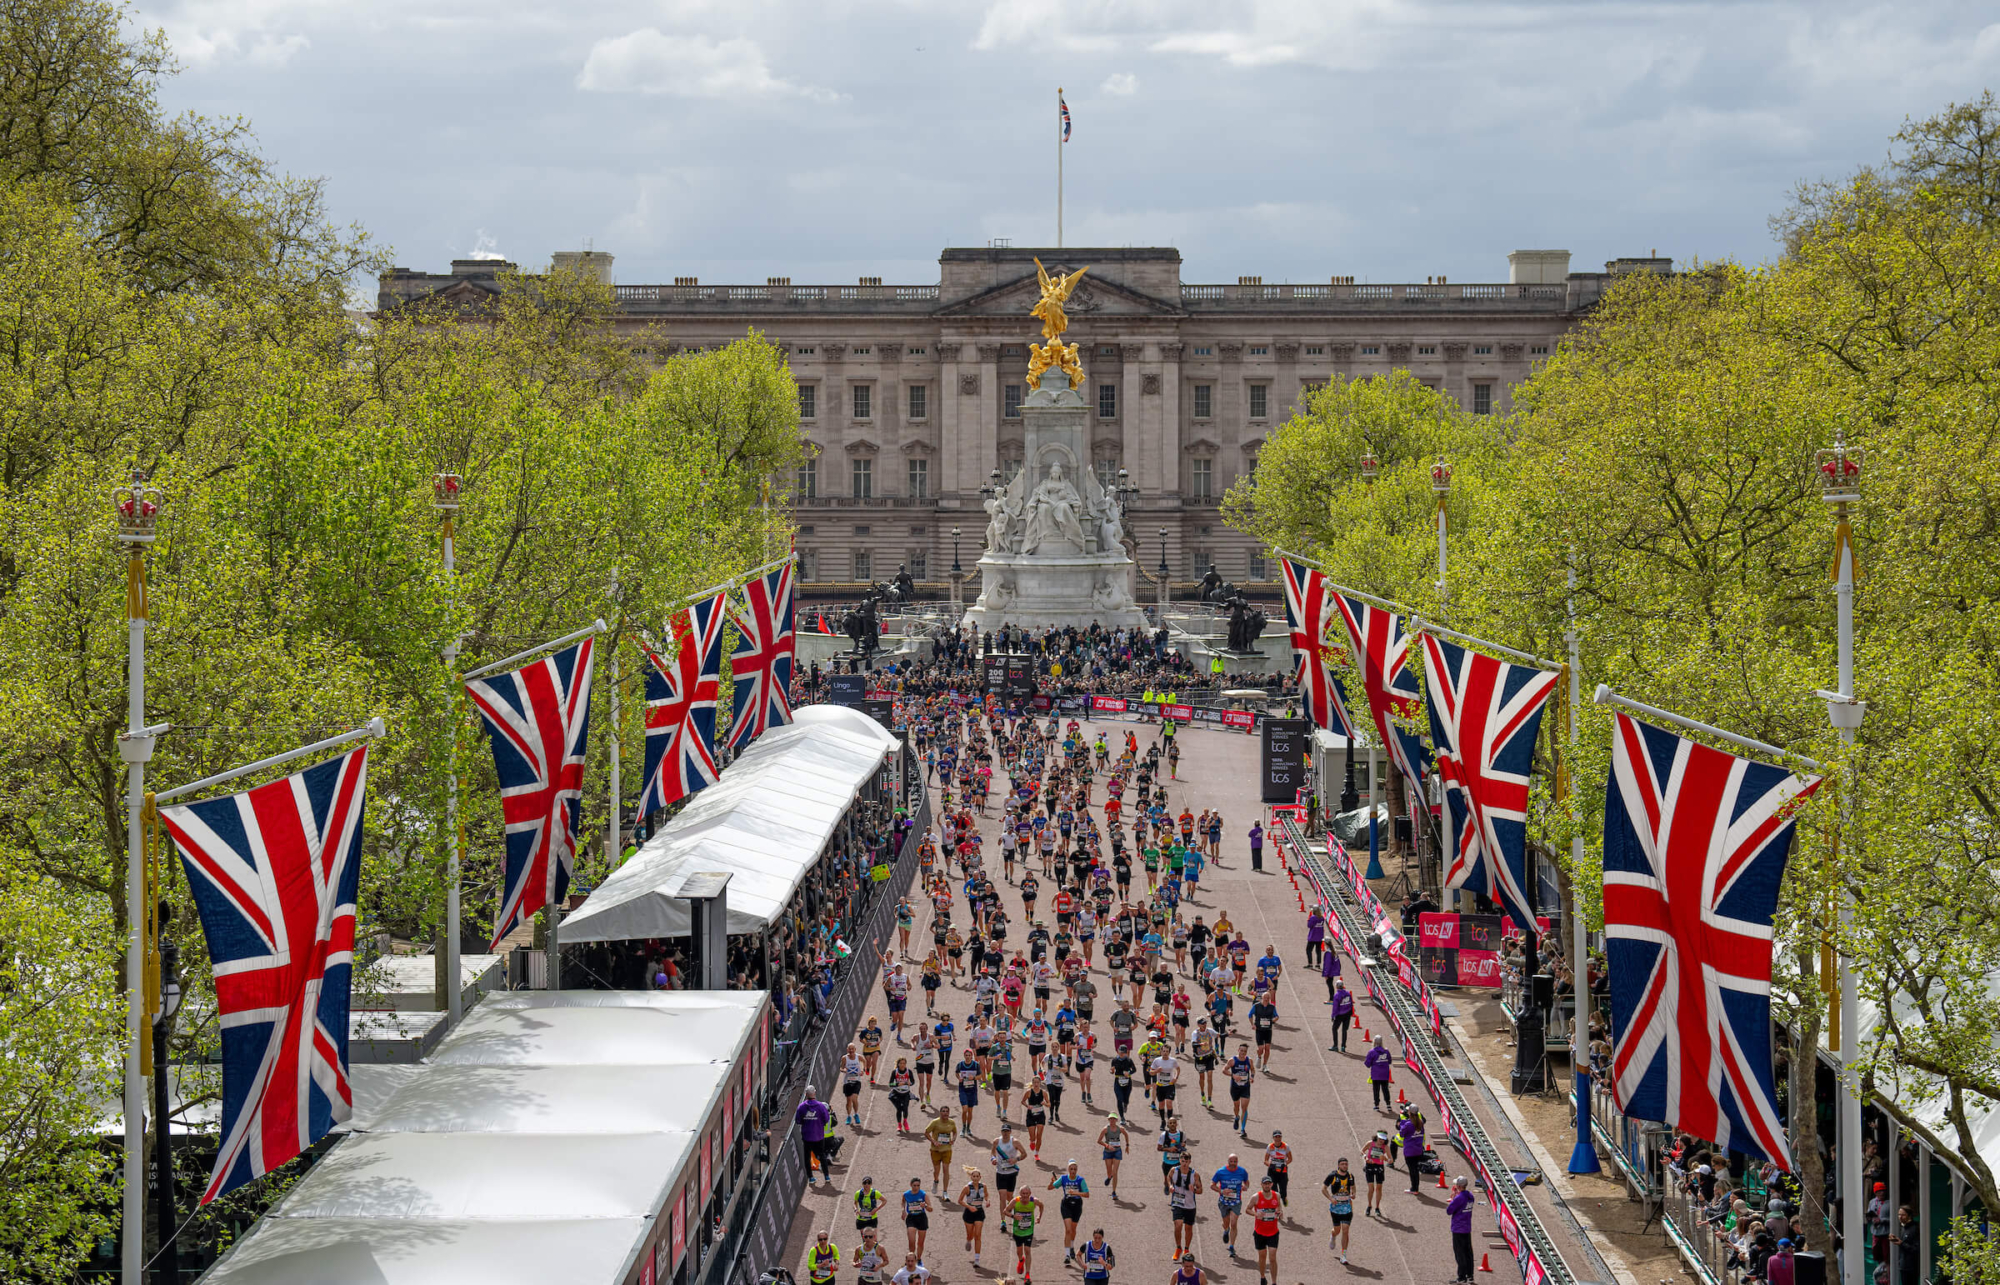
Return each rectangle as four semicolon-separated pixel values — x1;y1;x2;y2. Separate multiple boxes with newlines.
1023;463;1087;554
984;488;1023;554
1086;468;1125;555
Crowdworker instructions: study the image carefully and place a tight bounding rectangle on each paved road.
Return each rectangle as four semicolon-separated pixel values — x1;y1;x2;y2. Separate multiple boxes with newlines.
781;721;1515;1285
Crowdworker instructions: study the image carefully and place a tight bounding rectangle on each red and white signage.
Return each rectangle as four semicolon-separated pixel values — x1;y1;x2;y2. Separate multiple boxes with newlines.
1418;912;1460;950
1456;949;1502;988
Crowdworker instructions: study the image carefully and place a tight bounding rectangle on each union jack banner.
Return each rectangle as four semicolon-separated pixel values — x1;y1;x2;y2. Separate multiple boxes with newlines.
1281;560;1355;736
158;745;370;1202
468;637;595;949
1603;711;1821;1166
1330;592;1432;787
1421;634;1558;934
727;562;795;750
635;593;725;818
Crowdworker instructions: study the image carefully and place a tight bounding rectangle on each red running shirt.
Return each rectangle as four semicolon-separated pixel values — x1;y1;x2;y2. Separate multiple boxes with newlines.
1250;1192;1282;1236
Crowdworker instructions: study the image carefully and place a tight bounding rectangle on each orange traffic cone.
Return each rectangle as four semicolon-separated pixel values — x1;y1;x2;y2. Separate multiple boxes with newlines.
1397;1089;1407;1104
1437;1171;1449;1190
1361;1028;1369;1042
1479;1255;1494;1273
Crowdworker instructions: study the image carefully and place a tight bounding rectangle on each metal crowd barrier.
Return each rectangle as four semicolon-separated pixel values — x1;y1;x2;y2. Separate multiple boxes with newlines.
1278;817;1579;1285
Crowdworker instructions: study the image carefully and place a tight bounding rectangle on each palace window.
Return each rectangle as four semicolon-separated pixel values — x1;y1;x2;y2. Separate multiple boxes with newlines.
908;384;927;419
797;549;817;580
854;550;871;581
796;457;817;498
1473;345;1493;355
1003;458;1023;482
852;384;871;419
1192;384;1213;418
1417;345;1437;356
1193;346;1214;357
851;458;873;499
797;525;815;535
1004;384;1023;418
1249;345;1269;356
910;551;928;579
1305;346;1324;356
1249;551;1268;580
1531;344;1550;355
1472;383;1492;415
1098;383;1117;419
907;458;930;498
909;346;927;356
797;384;816;418
854;346;872;355
1248;385;1268;419
795;345;816;356
854;525;870;534
1360;345;1380;356
1190;458;1213;499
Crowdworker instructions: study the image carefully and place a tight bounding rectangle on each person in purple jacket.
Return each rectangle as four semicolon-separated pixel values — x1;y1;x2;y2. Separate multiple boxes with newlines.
1328;980;1355;1052
1319;940;1342;1001
1397;1105;1427;1193
1447;1176;1476;1282
1304;909;1327;969
1363;1036;1394;1111
797;1085;836;1185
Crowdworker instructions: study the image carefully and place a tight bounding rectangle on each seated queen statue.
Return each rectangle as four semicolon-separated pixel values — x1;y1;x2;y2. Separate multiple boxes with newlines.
1023;463;1088;554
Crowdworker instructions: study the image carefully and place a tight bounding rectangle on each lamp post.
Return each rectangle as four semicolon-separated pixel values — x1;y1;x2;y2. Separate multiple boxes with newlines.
950;526;962;621
1431;455;1452;621
1157;527;1169;623
115;469;165;1285
1816;436;1865;1285
151;933;181;1285
434;473;464;1023
1565;558;1601;1172
1339;452;1379;814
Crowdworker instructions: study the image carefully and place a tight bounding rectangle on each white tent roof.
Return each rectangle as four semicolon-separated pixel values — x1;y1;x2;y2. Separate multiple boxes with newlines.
198;990;766;1285
562;704;898;940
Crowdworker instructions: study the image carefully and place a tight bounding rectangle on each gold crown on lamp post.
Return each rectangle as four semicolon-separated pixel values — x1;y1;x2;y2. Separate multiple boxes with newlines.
1814;439;1862;503
433;472;464;511
114;470;163;546
1431;456;1453;494
1359;449;1379;483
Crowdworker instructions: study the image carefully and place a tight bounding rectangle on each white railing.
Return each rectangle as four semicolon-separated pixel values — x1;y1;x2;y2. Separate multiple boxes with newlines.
614;283;941;304
1177;282;1572;306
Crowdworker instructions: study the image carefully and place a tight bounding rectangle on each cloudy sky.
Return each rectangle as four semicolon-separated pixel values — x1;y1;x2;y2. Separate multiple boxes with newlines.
136;0;2000;289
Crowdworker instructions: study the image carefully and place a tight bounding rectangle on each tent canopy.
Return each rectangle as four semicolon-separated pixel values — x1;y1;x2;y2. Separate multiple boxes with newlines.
197;990;766;1285
562;704;898;941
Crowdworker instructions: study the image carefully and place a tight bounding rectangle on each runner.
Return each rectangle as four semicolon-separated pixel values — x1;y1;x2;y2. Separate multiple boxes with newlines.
954;1049;981;1134
903;1178;933;1261
1250;993;1279;1070
1048;1160;1090;1260
1361;1131;1391;1217
1077;1228;1115;1285
1006;1188;1045;1283
1096;1114;1127;1199
1172;1251;1205;1285
1022;1075;1050;1158
888;1058;916;1131
923;1106;958;1192
957;1165;989;1266
1227;1043;1256;1136
843;1044;866;1126
991;1124;1027;1200
806;1231;841;1285
1248;1175;1284;1285
1322;1157;1357;1261
1263;1130;1293;1207
1212;1151;1252;1256
854;1228;890;1285
1166;1157;1204;1261
854;1176;886;1235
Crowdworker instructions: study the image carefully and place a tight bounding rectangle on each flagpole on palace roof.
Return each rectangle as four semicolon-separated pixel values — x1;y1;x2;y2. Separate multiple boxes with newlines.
1057;86;1064;249
114;471;166;1285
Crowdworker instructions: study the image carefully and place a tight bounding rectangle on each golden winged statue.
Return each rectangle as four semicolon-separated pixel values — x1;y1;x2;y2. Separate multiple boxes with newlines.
1027;257;1090;390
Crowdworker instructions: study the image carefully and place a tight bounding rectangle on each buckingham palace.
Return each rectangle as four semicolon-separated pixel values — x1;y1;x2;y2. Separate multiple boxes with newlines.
378;244;1664;593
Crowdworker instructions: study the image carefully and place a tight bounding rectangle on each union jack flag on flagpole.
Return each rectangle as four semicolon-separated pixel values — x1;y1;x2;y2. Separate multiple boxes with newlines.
1281;559;1355;737
467;637;595;949
158;745;370;1202
1603;710;1821;1166
1060;92;1072;142
1420;634;1559;934
728;562;796;750
634;593;725;818
1331;591;1432;787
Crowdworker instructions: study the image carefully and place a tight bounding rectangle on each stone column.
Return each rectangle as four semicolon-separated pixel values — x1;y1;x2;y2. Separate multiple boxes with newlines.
1274;342;1300;419
977;343;1001;487
938;341;965;494
1157;342;1183;498
1119;342;1144;478
1442;342;1467;410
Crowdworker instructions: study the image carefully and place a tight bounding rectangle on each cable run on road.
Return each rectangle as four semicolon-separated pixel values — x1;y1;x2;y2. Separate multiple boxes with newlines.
1276;817;1578;1285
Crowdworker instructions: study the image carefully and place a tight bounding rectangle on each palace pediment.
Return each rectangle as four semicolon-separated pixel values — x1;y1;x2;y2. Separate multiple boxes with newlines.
933;268;1185;320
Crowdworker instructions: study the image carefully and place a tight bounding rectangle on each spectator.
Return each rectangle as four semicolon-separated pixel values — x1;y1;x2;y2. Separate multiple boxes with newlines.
1447;1176;1476;1284
797;1086;836;1184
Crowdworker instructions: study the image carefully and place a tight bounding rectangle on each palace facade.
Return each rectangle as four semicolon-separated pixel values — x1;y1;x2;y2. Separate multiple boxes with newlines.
378;245;1663;592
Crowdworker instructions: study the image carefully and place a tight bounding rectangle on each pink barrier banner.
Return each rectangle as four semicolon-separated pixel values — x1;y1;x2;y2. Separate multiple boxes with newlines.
1220;709;1255;729
1089;695;1130;713
1419;912;1461;950
1456;949;1502;988
1162;703;1193;721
